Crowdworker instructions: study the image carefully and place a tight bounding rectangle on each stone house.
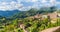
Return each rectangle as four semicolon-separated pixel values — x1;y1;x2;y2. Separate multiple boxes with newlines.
47;12;58;23
48;12;58;20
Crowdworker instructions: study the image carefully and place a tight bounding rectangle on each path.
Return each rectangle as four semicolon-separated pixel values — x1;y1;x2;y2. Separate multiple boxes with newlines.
41;26;60;32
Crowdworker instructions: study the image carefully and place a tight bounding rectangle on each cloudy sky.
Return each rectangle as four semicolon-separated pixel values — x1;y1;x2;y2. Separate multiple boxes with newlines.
0;0;60;11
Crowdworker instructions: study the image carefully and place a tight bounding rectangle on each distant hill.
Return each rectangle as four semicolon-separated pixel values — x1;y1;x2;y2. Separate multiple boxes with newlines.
11;6;57;19
0;10;20;17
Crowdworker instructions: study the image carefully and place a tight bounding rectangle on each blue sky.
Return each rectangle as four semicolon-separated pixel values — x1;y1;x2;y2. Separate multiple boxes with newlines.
0;0;60;11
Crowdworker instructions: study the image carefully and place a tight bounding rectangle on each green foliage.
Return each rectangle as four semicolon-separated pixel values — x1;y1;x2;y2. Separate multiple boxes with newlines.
0;6;59;32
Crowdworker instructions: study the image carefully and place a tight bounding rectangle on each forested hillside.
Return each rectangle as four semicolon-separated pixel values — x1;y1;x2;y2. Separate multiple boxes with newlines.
0;6;60;32
12;6;57;19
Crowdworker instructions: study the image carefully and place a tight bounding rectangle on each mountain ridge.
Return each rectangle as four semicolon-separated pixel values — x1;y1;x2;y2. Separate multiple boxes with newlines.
0;10;20;17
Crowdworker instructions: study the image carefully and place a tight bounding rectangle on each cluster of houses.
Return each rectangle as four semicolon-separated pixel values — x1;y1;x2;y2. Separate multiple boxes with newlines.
34;12;60;23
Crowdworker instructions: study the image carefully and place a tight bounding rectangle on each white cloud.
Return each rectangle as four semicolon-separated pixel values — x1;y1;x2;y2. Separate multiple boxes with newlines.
31;0;38;2
19;6;32;11
0;1;23;11
41;0;48;3
0;0;59;11
56;2;60;4
17;0;38;2
49;0;56;6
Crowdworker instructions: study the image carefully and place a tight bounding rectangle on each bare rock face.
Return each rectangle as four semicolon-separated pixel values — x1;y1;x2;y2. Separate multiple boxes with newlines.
41;26;60;32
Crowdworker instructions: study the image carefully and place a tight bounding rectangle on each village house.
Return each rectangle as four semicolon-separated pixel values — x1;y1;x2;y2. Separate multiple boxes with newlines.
42;15;48;18
25;12;60;23
34;14;41;19
48;12;58;20
41;15;48;20
47;12;58;23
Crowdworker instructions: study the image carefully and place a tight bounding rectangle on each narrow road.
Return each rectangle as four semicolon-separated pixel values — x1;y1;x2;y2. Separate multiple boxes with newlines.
41;26;60;32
